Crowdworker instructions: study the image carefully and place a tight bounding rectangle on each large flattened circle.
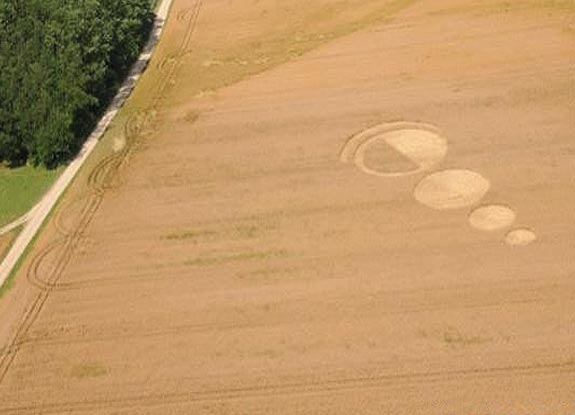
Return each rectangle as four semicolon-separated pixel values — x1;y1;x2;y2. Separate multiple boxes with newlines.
414;169;490;210
354;127;447;177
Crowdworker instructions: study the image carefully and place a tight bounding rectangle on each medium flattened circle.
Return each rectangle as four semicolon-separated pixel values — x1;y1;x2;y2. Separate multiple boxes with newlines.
414;169;490;210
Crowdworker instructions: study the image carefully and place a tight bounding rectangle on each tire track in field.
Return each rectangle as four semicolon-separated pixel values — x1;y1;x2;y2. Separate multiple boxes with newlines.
156;6;197;71
0;0;204;386
2;360;575;414
177;6;196;22
7;277;570;354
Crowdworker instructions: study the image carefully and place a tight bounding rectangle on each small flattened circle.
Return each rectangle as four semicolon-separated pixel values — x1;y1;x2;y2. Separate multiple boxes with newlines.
112;136;126;152
505;228;537;247
469;205;516;231
414;169;490;210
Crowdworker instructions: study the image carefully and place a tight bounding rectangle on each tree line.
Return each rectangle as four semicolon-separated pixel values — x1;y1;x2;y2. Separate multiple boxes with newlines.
0;0;154;168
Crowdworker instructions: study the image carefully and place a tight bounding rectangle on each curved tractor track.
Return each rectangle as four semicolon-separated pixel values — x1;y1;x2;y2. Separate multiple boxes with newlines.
0;0;204;384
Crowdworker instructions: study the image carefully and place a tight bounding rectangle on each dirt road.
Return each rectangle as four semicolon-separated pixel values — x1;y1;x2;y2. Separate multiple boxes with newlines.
0;0;574;413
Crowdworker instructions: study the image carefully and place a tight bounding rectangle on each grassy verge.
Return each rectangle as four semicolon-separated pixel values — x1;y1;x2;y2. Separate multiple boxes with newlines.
0;226;23;298
0;226;20;263
0;165;62;227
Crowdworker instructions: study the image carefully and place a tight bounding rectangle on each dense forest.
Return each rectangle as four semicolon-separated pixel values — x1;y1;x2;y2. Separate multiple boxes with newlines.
0;0;154;168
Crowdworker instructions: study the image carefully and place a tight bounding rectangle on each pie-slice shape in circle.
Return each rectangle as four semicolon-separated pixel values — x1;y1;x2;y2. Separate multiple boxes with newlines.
354;127;447;177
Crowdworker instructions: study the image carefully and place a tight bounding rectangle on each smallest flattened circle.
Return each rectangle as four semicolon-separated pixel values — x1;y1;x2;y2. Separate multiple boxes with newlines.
469;205;516;231
505;228;537;247
112;136;126;153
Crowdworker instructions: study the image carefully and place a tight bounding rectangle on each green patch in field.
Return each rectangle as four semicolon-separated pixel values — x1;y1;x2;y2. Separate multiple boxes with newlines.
71;363;108;379
185;250;289;267
164;229;218;240
0;165;61;227
236;266;300;280
442;327;491;348
164;220;278;242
